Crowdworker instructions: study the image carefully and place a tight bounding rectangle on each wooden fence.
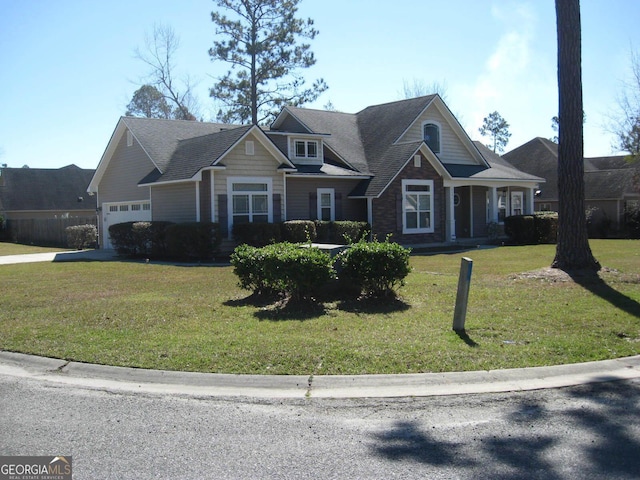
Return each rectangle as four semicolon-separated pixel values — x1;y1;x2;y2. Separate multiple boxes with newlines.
5;217;98;248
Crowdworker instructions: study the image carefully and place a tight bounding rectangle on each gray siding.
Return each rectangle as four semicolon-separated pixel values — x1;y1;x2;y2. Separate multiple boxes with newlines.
151;183;197;222
400;104;477;165
212;132;286;222
98;129;154;204
286;178;367;221
472;186;489;237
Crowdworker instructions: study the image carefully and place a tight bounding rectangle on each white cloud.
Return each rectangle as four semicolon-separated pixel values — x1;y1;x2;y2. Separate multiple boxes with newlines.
453;1;558;150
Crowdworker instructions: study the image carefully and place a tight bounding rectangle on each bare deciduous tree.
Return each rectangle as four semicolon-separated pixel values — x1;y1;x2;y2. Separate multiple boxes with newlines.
135;24;199;120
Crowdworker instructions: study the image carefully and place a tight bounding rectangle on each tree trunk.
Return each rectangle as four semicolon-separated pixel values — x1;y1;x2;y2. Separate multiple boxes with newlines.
552;0;600;271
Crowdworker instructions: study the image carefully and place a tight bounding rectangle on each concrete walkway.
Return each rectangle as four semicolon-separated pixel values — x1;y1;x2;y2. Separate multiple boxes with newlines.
0;248;118;265
1;351;639;399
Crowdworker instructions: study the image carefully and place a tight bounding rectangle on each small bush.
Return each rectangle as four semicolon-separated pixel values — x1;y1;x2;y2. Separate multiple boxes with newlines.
282;220;316;243
230;244;271;294
504;215;535;244
165;222;222;261
533;212;558;244
333;221;370;244
108;222;138;254
231;242;335;299
337;239;411;297
314;221;333;243
624;203;640;238
314;221;370;244
65;224;97;249
232;222;282;247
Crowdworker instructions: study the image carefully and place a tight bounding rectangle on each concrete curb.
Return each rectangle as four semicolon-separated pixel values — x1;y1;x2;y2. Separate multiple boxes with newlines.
1;351;639;399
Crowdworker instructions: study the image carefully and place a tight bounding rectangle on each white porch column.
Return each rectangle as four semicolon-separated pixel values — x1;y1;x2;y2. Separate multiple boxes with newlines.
195;181;201;222
210;171;216;222
527;187;535;214
447;187;456;242
489;187;498;223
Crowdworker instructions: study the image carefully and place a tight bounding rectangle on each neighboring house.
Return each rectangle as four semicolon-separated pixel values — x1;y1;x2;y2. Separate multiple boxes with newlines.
503;137;640;231
0;164;97;220
88;95;543;249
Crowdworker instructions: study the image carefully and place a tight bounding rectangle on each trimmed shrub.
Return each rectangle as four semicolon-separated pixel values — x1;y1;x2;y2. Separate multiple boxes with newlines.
314;221;333;243
337;239;411;297
65;224;97;249
230;244;271;294
313;221;370;244
232;222;282;247
505;213;558;244
533;212;558;244
333;221;370;244
108;222;138;254
504;215;535;244
282;220;316;243
624;203;640;238
262;243;335;299
231;242;335;299
165;222;222;261
145;221;174;257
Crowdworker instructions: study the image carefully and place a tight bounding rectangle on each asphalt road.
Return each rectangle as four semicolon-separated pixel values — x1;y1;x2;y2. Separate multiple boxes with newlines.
1;374;639;479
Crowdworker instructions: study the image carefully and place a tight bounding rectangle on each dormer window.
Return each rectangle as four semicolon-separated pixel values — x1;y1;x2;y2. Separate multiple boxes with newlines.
295;140;318;159
423;123;440;153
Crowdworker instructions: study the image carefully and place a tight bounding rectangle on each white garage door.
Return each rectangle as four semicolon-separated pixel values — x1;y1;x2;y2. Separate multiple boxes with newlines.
102;201;152;249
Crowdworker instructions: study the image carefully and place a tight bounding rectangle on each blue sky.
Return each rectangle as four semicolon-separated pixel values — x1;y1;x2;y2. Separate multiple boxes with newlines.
1;0;638;170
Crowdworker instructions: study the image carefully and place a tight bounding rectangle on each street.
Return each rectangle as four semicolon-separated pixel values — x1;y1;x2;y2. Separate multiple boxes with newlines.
1;374;639;479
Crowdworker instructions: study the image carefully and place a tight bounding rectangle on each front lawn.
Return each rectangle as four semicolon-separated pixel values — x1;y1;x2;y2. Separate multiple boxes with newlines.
0;240;638;375
0;242;70;256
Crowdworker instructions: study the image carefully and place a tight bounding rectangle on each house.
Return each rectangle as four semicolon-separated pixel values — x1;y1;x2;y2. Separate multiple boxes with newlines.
88;95;543;249
0;164;97;220
503;137;640;232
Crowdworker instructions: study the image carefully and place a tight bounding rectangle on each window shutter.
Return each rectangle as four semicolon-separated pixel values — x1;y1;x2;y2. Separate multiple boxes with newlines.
309;192;318;220
218;194;228;236
273;193;281;223
335;192;343;220
396;194;403;232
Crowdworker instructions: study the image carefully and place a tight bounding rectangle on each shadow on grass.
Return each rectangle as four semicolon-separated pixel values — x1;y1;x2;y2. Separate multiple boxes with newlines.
565;269;640;319
454;329;479;347
253;297;329;321
225;289;411;321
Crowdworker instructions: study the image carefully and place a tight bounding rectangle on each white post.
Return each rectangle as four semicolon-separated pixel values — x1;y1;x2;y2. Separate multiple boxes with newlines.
453;257;473;331
448;187;456;241
490;187;498;223
195;181;201;222
527;187;535;214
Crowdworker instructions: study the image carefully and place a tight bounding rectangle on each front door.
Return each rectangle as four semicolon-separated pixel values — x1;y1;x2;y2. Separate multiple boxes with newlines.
455;187;471;238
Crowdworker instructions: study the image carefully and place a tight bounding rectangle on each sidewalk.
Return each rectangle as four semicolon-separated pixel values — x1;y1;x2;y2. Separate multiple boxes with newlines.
1;351;639;399
0;249;118;265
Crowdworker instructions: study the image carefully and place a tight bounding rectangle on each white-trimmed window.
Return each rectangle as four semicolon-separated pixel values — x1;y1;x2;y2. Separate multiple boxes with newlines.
423;122;440;154
497;189;507;222
228;178;272;226
402;179;434;234
317;188;335;221
294;139;318;159
511;191;524;216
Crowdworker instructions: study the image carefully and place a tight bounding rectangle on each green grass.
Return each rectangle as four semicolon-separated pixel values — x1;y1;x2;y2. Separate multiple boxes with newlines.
0;240;639;375
0;242;71;256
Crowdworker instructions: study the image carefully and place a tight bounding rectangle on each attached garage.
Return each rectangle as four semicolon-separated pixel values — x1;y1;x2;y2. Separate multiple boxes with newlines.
101;201;151;249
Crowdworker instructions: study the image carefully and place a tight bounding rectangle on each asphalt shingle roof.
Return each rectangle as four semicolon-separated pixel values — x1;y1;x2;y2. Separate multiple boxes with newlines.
503;137;638;201
157;125;253;183
0;165;97;212
122;117;231;173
